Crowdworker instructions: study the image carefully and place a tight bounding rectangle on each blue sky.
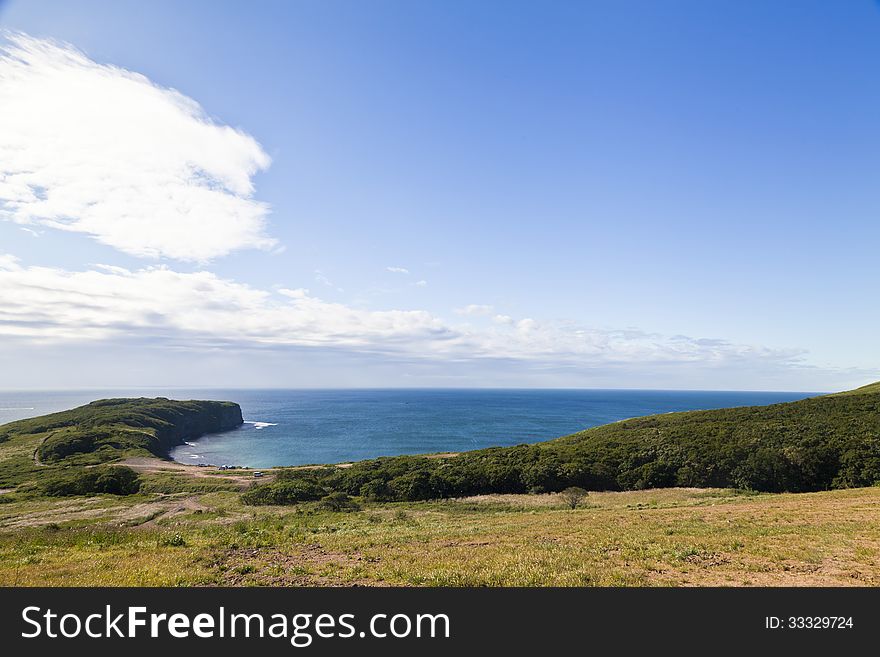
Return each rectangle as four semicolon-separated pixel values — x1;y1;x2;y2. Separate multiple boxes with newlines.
0;0;878;390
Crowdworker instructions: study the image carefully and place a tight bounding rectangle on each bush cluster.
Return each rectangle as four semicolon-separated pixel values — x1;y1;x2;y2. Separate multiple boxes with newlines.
41;466;141;497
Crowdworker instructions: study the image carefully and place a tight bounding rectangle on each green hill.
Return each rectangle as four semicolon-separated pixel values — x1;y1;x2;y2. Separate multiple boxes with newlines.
244;384;880;504
0;398;242;490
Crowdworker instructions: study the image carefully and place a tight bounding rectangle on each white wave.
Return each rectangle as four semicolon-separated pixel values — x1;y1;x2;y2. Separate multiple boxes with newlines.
184;441;197;446
246;421;278;430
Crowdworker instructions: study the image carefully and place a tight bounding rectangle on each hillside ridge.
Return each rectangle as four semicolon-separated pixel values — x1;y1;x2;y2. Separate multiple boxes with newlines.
0;397;243;464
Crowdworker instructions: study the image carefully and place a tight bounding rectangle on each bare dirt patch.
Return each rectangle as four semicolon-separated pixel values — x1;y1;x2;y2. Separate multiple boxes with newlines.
120;457;275;486
0;494;222;530
131;495;213;528
0;498;129;530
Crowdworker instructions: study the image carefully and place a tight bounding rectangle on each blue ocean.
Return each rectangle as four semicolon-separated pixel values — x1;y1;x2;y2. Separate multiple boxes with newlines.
0;388;816;468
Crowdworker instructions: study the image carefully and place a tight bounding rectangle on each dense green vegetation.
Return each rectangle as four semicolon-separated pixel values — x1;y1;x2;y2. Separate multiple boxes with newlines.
0;398;242;464
243;385;880;504
241;477;325;505
41;466;141;497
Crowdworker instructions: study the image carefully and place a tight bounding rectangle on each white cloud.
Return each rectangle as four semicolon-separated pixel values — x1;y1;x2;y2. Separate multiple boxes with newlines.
0;33;275;261
386;266;409;274
455;304;494;316
414;279;428;287
0;254;815;381
0;256;447;347
0;253;20;270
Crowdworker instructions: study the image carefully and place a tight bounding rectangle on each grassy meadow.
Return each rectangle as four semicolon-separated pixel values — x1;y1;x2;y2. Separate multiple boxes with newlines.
1;483;879;586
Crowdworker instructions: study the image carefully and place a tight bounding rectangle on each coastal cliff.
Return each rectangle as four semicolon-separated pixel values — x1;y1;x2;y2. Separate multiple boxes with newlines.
141;399;244;454
0;398;243;463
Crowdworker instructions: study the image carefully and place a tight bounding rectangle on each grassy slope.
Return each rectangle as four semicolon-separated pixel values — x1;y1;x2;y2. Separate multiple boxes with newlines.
1;487;879;586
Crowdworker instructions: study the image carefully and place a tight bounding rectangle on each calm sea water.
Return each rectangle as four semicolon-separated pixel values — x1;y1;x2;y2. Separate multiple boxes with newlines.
0;388;816;468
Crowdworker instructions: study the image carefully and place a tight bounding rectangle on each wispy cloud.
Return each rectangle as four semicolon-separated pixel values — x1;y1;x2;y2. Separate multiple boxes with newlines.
0;33;275;261
455;304;494;316
314;269;342;291
386;266;409;274
0;255;446;346
0;254;817;381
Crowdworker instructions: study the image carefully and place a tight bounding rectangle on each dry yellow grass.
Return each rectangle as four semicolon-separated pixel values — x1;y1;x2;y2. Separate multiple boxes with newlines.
1;486;878;586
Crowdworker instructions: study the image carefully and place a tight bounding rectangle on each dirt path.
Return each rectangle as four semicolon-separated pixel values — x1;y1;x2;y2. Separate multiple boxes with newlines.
119;455;360;481
119;456;275;485
0;493;245;531
32;432;53;466
132;495;214;529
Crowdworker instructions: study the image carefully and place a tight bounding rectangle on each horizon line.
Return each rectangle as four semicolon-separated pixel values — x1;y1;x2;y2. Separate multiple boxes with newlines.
0;385;831;394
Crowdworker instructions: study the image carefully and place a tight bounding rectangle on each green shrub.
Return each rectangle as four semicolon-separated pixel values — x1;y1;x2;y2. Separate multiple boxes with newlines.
158;533;186;547
41;466;141;497
38;432;97;462
317;492;361;512
241;480;325;506
559;486;589;509
359;478;394;501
